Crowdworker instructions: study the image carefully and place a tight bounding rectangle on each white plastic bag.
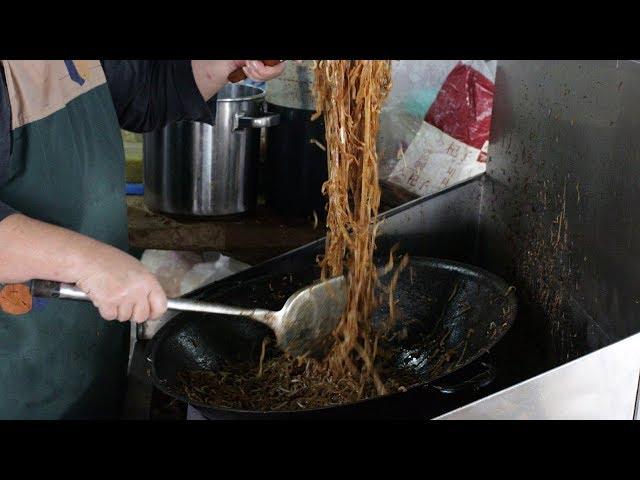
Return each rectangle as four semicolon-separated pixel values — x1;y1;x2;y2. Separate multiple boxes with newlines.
140;250;250;298
387;121;486;196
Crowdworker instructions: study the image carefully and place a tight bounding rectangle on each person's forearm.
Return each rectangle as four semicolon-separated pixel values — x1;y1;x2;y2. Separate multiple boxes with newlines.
0;213;116;284
191;60;237;101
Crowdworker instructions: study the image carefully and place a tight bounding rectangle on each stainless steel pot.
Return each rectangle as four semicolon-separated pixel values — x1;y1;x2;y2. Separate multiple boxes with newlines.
143;84;280;217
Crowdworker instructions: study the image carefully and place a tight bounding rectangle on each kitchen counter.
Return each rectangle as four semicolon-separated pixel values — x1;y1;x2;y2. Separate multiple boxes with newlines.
126;181;410;265
127;196;325;265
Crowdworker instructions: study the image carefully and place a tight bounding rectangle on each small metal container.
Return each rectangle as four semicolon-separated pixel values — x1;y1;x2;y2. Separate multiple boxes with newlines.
143;84;279;217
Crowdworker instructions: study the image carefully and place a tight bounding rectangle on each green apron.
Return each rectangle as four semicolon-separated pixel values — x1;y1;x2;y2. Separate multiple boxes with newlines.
0;60;130;419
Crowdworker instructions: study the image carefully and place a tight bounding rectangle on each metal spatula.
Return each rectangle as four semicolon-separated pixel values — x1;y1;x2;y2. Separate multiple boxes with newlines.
31;277;347;357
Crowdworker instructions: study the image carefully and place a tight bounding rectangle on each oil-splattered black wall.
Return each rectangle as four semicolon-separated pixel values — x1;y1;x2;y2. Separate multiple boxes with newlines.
478;60;640;364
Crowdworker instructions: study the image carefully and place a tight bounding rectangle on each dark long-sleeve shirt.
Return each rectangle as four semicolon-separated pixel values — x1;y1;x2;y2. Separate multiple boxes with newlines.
0;60;217;222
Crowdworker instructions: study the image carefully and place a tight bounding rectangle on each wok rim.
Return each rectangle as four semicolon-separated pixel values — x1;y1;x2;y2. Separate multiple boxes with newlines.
146;257;518;416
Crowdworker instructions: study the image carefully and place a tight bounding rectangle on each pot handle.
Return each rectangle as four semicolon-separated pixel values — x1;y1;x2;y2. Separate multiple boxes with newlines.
428;361;496;395
235;112;280;130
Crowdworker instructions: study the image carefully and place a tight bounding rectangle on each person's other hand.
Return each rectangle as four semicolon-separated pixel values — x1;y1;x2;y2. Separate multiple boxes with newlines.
236;60;287;81
192;60;305;101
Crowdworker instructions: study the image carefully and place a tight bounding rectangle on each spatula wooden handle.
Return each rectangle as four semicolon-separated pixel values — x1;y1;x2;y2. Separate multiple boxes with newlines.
227;60;283;83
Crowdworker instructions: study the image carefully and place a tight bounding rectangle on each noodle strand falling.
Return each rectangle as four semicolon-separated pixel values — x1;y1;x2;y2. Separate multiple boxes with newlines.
312;60;392;395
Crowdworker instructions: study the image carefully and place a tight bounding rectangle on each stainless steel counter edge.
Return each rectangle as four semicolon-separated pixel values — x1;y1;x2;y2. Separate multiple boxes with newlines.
434;331;640;420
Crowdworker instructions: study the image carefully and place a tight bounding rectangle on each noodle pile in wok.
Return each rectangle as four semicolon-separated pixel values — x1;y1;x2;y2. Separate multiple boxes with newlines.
179;60;411;410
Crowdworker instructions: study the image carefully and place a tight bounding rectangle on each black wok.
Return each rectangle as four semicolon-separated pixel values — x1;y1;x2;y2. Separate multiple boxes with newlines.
147;257;517;419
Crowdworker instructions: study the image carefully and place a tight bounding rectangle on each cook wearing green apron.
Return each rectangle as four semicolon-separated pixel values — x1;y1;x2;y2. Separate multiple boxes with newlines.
0;61;214;419
0;60;285;419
